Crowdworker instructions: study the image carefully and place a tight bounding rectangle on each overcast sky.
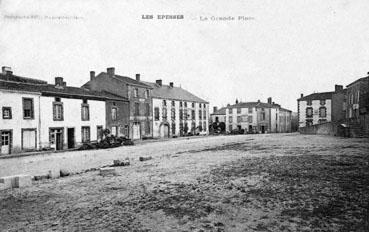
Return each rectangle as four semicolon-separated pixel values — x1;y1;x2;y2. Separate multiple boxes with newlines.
1;0;369;112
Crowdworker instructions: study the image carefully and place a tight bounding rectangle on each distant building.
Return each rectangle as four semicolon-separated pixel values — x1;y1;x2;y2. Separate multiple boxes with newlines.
225;98;292;133
142;79;209;138
82;68;152;140
0;67;124;154
345;74;369;137
297;85;345;129
210;106;226;124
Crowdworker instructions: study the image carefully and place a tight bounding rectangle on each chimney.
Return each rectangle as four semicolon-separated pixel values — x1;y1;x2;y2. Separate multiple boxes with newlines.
335;84;343;92
227;103;230;107
62;81;67;87
300;93;304;98
169;82;174;88
235;99;239;104
90;71;95;81
156;79;162;86
272;101;275;105
55;77;64;87
2;66;12;75
267;97;272;104
135;73;140;81
257;99;260;103
107;67;115;77
213;106;218;113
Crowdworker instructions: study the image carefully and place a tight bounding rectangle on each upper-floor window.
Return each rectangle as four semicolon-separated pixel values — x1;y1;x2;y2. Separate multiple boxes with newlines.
320;99;325;105
237;116;242;123
23;98;34;119
162;108;167;120
237;108;241;114
261;112;266;121
228;108;232;114
154;107;160;121
199;110;202;120
111;107;117;121
306;107;313;118
134;103;140;116
203;110;206;119
180;102;183;107
179;109;183;120
191;110;195;119
307;99;312;106
145;103;150;116
199;103;202;108
163;100;167;106
171;108;175;120
184;102;187;107
171;101;175;107
53;98;63;121
134;88;138;98
319;107;327;118
184;109;188;120
248;108;252;114
81;104;89;121
248;115;253;123
144;89;149;99
2;107;12;119
229;116;233;123
191;102;195;108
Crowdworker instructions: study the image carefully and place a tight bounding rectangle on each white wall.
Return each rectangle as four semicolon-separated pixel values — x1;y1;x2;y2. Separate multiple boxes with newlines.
39;96;106;148
0;90;41;153
299;99;332;127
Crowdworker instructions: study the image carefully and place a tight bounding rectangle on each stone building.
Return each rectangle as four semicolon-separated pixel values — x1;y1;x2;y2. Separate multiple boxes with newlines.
141;79;209;138
225;98;292;134
82;68;152;140
210;106;227;124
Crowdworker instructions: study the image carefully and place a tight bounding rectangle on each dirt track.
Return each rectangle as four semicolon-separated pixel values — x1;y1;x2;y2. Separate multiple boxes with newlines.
1;134;369;231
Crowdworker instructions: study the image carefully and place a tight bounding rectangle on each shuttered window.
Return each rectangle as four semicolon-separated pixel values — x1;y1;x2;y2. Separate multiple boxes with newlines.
81;126;90;143
81;104;89;121
23;98;34;119
53;102;63;121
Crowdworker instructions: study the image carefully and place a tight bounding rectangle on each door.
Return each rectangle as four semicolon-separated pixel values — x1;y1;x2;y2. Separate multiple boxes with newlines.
97;126;103;142
261;126;265;134
67;128;75;149
132;123;140;139
160;124;169;138
56;133;62;150
1;131;11;155
22;130;36;150
50;128;63;150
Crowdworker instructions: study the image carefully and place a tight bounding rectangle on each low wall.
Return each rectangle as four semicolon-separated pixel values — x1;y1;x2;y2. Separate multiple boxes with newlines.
299;122;340;136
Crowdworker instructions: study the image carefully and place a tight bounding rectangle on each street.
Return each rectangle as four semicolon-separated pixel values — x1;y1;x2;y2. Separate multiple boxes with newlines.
1;134;369;231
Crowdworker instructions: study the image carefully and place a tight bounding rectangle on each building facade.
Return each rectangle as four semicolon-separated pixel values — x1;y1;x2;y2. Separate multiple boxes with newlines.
210;106;226;124
0;68;125;155
225;98;292;133
82;68;152;140
142;80;209;138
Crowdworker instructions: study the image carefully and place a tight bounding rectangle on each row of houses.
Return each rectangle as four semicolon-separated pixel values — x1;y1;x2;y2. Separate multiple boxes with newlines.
210;98;293;134
297;73;369;137
0;66;209;155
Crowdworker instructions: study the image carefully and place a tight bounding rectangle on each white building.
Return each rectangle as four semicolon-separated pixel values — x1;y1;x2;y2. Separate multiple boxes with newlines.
143;79;209;138
0;68;124;155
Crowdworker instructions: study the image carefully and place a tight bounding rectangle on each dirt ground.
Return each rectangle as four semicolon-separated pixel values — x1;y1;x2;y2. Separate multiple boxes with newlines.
1;134;369;232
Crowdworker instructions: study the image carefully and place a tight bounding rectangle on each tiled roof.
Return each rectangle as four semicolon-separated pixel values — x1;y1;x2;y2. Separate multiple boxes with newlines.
142;81;208;103
298;92;334;101
211;107;227;115
0;80;127;101
83;72;152;89
229;101;279;109
0;73;47;84
346;76;369;88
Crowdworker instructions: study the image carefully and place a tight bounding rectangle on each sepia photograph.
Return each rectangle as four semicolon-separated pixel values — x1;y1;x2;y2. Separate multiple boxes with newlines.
0;0;369;231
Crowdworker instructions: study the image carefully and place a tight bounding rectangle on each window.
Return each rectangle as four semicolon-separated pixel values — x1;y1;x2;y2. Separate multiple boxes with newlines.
163;100;167;106
53;101;63;121
111;107;117;121
145;121;150;134
320;99;326;105
171;108;175;120
81;126;90;143
154;107;160;121
203;122;206;132
23;98;34;119
229;125;232;132
179;109;183;120
144;89;149;99
145;103;150;116
319;107;327;118
306;119;313;127
192;102;195;108
111;126;117;136
81;104;89;121
237;108;241;114
184;102;187;107
162;108;167;120
171;101;175;107
306;107;313;118
134;88;138;98
135;103;140;116
307;99;312;106
261;112;266;121
248;115;253;123
191;110;195;119
229;116;233;123
199;110;202;120
2;107;12;119
97;126;103;141
199;103;202;108
237;116;242;123
248;108;252;113
184;109;188;120
180;102;183;107
172;122;176;135
228;108;232;114
203;110;206;119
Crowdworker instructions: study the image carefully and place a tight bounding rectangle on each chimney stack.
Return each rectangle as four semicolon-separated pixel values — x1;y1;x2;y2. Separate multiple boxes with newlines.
90;71;95;81
257;99;260;103
300;93;304;98
62;81;67;87
169;82;174;88
213;106;218;113
107;67;115;77
135;74;140;81
156;79;162;86
267;97;272;104
2;66;12;75
235;99;239;104
335;84;343;92
55;77;64;87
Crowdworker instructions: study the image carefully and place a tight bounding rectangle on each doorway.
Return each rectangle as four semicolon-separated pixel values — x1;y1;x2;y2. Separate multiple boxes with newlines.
50;128;64;150
67;128;75;149
1;131;11;155
160;123;170;138
132;123;140;140
261;126;265;134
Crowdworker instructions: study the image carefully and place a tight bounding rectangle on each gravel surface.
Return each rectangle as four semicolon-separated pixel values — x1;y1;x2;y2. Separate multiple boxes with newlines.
0;134;368;231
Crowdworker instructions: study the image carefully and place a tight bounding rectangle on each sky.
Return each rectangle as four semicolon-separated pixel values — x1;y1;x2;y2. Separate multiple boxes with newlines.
1;0;369;112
